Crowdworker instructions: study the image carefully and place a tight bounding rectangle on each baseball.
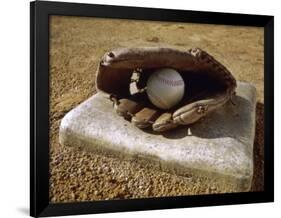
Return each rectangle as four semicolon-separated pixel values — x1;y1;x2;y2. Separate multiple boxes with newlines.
146;68;185;109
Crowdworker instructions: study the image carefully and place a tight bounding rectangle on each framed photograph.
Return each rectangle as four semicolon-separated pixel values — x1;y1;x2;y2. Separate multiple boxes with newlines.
30;1;274;217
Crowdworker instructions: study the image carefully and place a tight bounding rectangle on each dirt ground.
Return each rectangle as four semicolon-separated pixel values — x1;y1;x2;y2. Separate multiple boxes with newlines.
49;16;264;203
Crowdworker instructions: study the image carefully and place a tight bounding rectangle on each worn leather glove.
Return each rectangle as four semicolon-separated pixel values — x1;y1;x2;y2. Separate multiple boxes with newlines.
96;47;236;132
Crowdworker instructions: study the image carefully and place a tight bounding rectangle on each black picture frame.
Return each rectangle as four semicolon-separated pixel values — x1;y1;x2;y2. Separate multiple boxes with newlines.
30;1;274;217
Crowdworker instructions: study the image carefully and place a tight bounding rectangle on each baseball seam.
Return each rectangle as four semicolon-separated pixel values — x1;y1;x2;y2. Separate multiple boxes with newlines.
155;73;184;87
148;90;170;109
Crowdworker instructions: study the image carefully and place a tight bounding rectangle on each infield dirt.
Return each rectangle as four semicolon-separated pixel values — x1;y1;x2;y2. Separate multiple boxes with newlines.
49;16;264;203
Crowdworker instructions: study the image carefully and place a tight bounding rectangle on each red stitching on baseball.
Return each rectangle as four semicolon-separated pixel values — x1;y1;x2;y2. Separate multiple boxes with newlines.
147;90;169;109
155;73;184;86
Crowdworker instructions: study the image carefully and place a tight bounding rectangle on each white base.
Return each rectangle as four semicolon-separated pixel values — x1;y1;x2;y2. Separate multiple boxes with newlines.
59;81;257;192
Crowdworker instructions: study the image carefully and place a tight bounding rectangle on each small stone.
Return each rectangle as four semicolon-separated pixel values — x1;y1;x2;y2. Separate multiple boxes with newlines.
146;37;159;43
144;187;152;196
210;186;216;191
70;192;75;199
97;167;102;174
103;166;110;173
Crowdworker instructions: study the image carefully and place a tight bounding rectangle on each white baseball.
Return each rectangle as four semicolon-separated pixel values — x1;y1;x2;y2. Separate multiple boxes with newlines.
146;68;185;109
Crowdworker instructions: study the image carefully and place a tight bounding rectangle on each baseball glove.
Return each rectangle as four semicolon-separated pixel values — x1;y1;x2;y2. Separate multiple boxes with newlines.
96;47;236;132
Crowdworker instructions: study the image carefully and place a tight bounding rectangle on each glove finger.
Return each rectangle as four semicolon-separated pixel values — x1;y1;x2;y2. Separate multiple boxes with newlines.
173;94;230;125
152;113;178;132
113;98;144;120
132;107;161;129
